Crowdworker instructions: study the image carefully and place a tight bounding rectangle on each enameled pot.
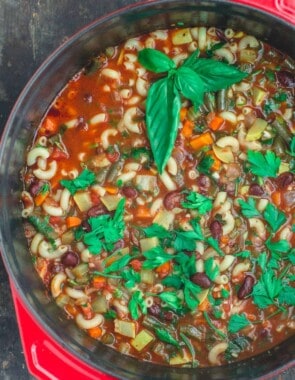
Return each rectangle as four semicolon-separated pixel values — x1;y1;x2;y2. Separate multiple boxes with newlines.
0;1;294;379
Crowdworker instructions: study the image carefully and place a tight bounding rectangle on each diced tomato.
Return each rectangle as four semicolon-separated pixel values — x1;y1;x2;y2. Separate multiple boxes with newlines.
106;151;120;163
130;259;142;272
51;148;68;160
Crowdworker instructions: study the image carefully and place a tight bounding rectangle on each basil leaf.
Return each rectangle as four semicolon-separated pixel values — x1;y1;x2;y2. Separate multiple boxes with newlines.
188;58;247;92
155;328;180;347
182;48;200;68
175;66;205;108
146;76;181;173
138;48;176;73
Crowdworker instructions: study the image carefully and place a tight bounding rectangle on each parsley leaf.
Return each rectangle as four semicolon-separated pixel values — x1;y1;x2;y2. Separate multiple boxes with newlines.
256;252;268;271
225;336;251;360
247;150;281;178
263;203;287;232
206;236;224;256
252;270;283;308
183;279;202;310
158;291;182;311
182;191;213;214
198;155;214;175
121;268;140;288
104;254;132;274
278;285;295;306
238;197;261;218
235;250;251;258
142;246;172;270
204;257;219;281
143;223;170;239
27;215;57;247
60;168;96;195
228;313;251;334
155;328;180;347
266;239;291;255
128;290;147;320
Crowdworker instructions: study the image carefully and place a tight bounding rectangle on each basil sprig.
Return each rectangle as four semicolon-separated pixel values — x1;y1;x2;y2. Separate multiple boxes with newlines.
138;48;247;173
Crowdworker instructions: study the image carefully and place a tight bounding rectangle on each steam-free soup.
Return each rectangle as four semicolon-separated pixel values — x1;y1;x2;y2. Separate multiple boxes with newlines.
21;26;294;367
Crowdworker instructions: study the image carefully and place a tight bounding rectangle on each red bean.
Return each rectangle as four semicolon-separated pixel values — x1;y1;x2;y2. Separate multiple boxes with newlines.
51;263;64;274
148;304;161;317
87;203;108;217
276;172;294;189
237;275;255;299
121;186;138;198
249;183;264;196
209;220;223;241
29;180;44;196
275;70;295;88
190;273;212;289
163;190;183;210
81;220;91;232
61;251;80;268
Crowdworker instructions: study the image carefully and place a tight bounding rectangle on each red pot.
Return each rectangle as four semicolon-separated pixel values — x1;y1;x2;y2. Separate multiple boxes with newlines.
0;1;294;379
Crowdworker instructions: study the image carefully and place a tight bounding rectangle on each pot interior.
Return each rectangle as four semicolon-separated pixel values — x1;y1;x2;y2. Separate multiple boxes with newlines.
0;1;294;379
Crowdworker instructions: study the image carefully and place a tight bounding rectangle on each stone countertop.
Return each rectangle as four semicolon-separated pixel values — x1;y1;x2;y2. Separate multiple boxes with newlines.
0;1;294;379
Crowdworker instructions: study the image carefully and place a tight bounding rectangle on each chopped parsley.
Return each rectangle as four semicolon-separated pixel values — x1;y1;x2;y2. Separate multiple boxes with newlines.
247;150;281;178
263;203;287;233
228;313;251;334
60;168;96;195
238;197;261;218
182;191;213;215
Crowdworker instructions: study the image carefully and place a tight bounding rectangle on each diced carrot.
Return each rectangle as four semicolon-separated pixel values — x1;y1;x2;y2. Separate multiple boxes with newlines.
51;148;68;160
247;313;257;321
271;190;281;207
205;150;222;171
208;114;224;131
92;276;107;289
136;206;152;219
66;216;82;229
130;259;142;272
181;119;194;138
88;326;102;339
198;297;210;312
40;117;59;135
64;304;78;317
190;132;213;150
104;185;119;195
156;261;171;278
80;303;93;320
34;190;49;207
220;235;229;245
180;107;188;122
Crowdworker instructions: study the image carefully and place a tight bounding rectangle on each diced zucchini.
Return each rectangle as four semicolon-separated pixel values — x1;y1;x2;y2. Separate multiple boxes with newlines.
114;319;136;338
252;87;267;106
240;185;250;195
169;351;191;365
61;230;75;244
153;210;175;230
140;237;159;252
135;175;158;192
197;289;209;305
131;329;155;351
172;28;193;45
212;145;234;163
140;269;155;285
92;295;108;313
100;194;122;211
246;118;268;141
71;263;89;279
73;191;93;212
279;162;290;174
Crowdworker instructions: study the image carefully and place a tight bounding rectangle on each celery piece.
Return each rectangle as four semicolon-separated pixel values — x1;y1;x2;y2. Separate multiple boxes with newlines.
131;329;155;351
140;237;160;252
246;118;267;141
100;194;122;211
73;191;93;212
114;319;136;338
153;210;175;230
140;269;155;285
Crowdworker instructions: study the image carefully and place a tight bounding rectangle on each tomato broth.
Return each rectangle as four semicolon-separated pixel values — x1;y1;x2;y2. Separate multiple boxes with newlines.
21;26;295;367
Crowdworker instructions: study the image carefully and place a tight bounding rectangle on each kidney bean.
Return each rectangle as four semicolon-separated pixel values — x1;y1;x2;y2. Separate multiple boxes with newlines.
83;93;93;103
29;180;44;196
81;220;91;232
121;186;138;198
163;310;175;322
77;116;88;130
51;263;64;274
190;273;212;289
209;220;223;241
276;70;295;88
61;250;80;268
87;203;108;217
276;172;294;189
215;28;227;41
163;190;183;210
148;304;161;317
47;107;60;117
249;183;264;196
237;275;255;299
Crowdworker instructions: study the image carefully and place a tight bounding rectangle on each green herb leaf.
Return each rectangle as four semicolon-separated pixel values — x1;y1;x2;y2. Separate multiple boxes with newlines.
128;290;147;320
183;279;202;310
104;254;132;274
146;76;181;173
190;219;205;240
256;252;267;271
174;66;205;108
104;310;117;320
247;150;281;178
121;268;141;288
252;270;283;308
263;203;287;232
174;230;197;252
162;275;183;289
266;239;291;255
158;291;182;311
155;328;180;347
27;215;57;248
204;257;219;281
182;191;213;214
228;313;251;334
289;136;295;157
142;246;172;270
206;236;224;257
138;48;176;73
185;58;247;92
60;168;96;195
238;197;261;218
278;285;295;306
198;155;214;175
143;223;170;239
225;336;251;360
235;250;251;258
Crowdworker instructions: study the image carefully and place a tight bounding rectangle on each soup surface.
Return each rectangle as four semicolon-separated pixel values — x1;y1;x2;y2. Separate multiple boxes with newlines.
21;26;295;367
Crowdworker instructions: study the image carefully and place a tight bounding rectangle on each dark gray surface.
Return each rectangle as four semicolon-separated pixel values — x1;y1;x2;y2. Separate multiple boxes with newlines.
0;1;294;379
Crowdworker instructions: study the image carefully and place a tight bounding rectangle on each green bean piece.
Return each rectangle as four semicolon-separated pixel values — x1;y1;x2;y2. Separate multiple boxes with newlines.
179;325;203;340
203;92;216;113
96;167;109;184
217;89;228;112
272;116;292;144
273;135;287;156
107;160;124;182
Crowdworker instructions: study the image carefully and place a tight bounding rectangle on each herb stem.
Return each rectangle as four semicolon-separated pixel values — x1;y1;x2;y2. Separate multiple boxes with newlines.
279;263;292;280
92;271;121;279
203;311;227;339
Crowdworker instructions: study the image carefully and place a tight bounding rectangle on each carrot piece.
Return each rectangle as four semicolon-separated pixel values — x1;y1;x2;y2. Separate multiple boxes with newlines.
181;119;194;138
190;132;213;150
180;107;188;122
40;117;59;135
271;190;281;207
66;216;82;229
64;304;78;317
88;326;102;339
130;259;142;272
208;115;224;131
198;297;210;312
205;150;222;171
136;206;152;219
80;303;93;320
34;190;49;207
220;235;229;245
104;185;119;195
156;261;171;278
92;276;107;289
